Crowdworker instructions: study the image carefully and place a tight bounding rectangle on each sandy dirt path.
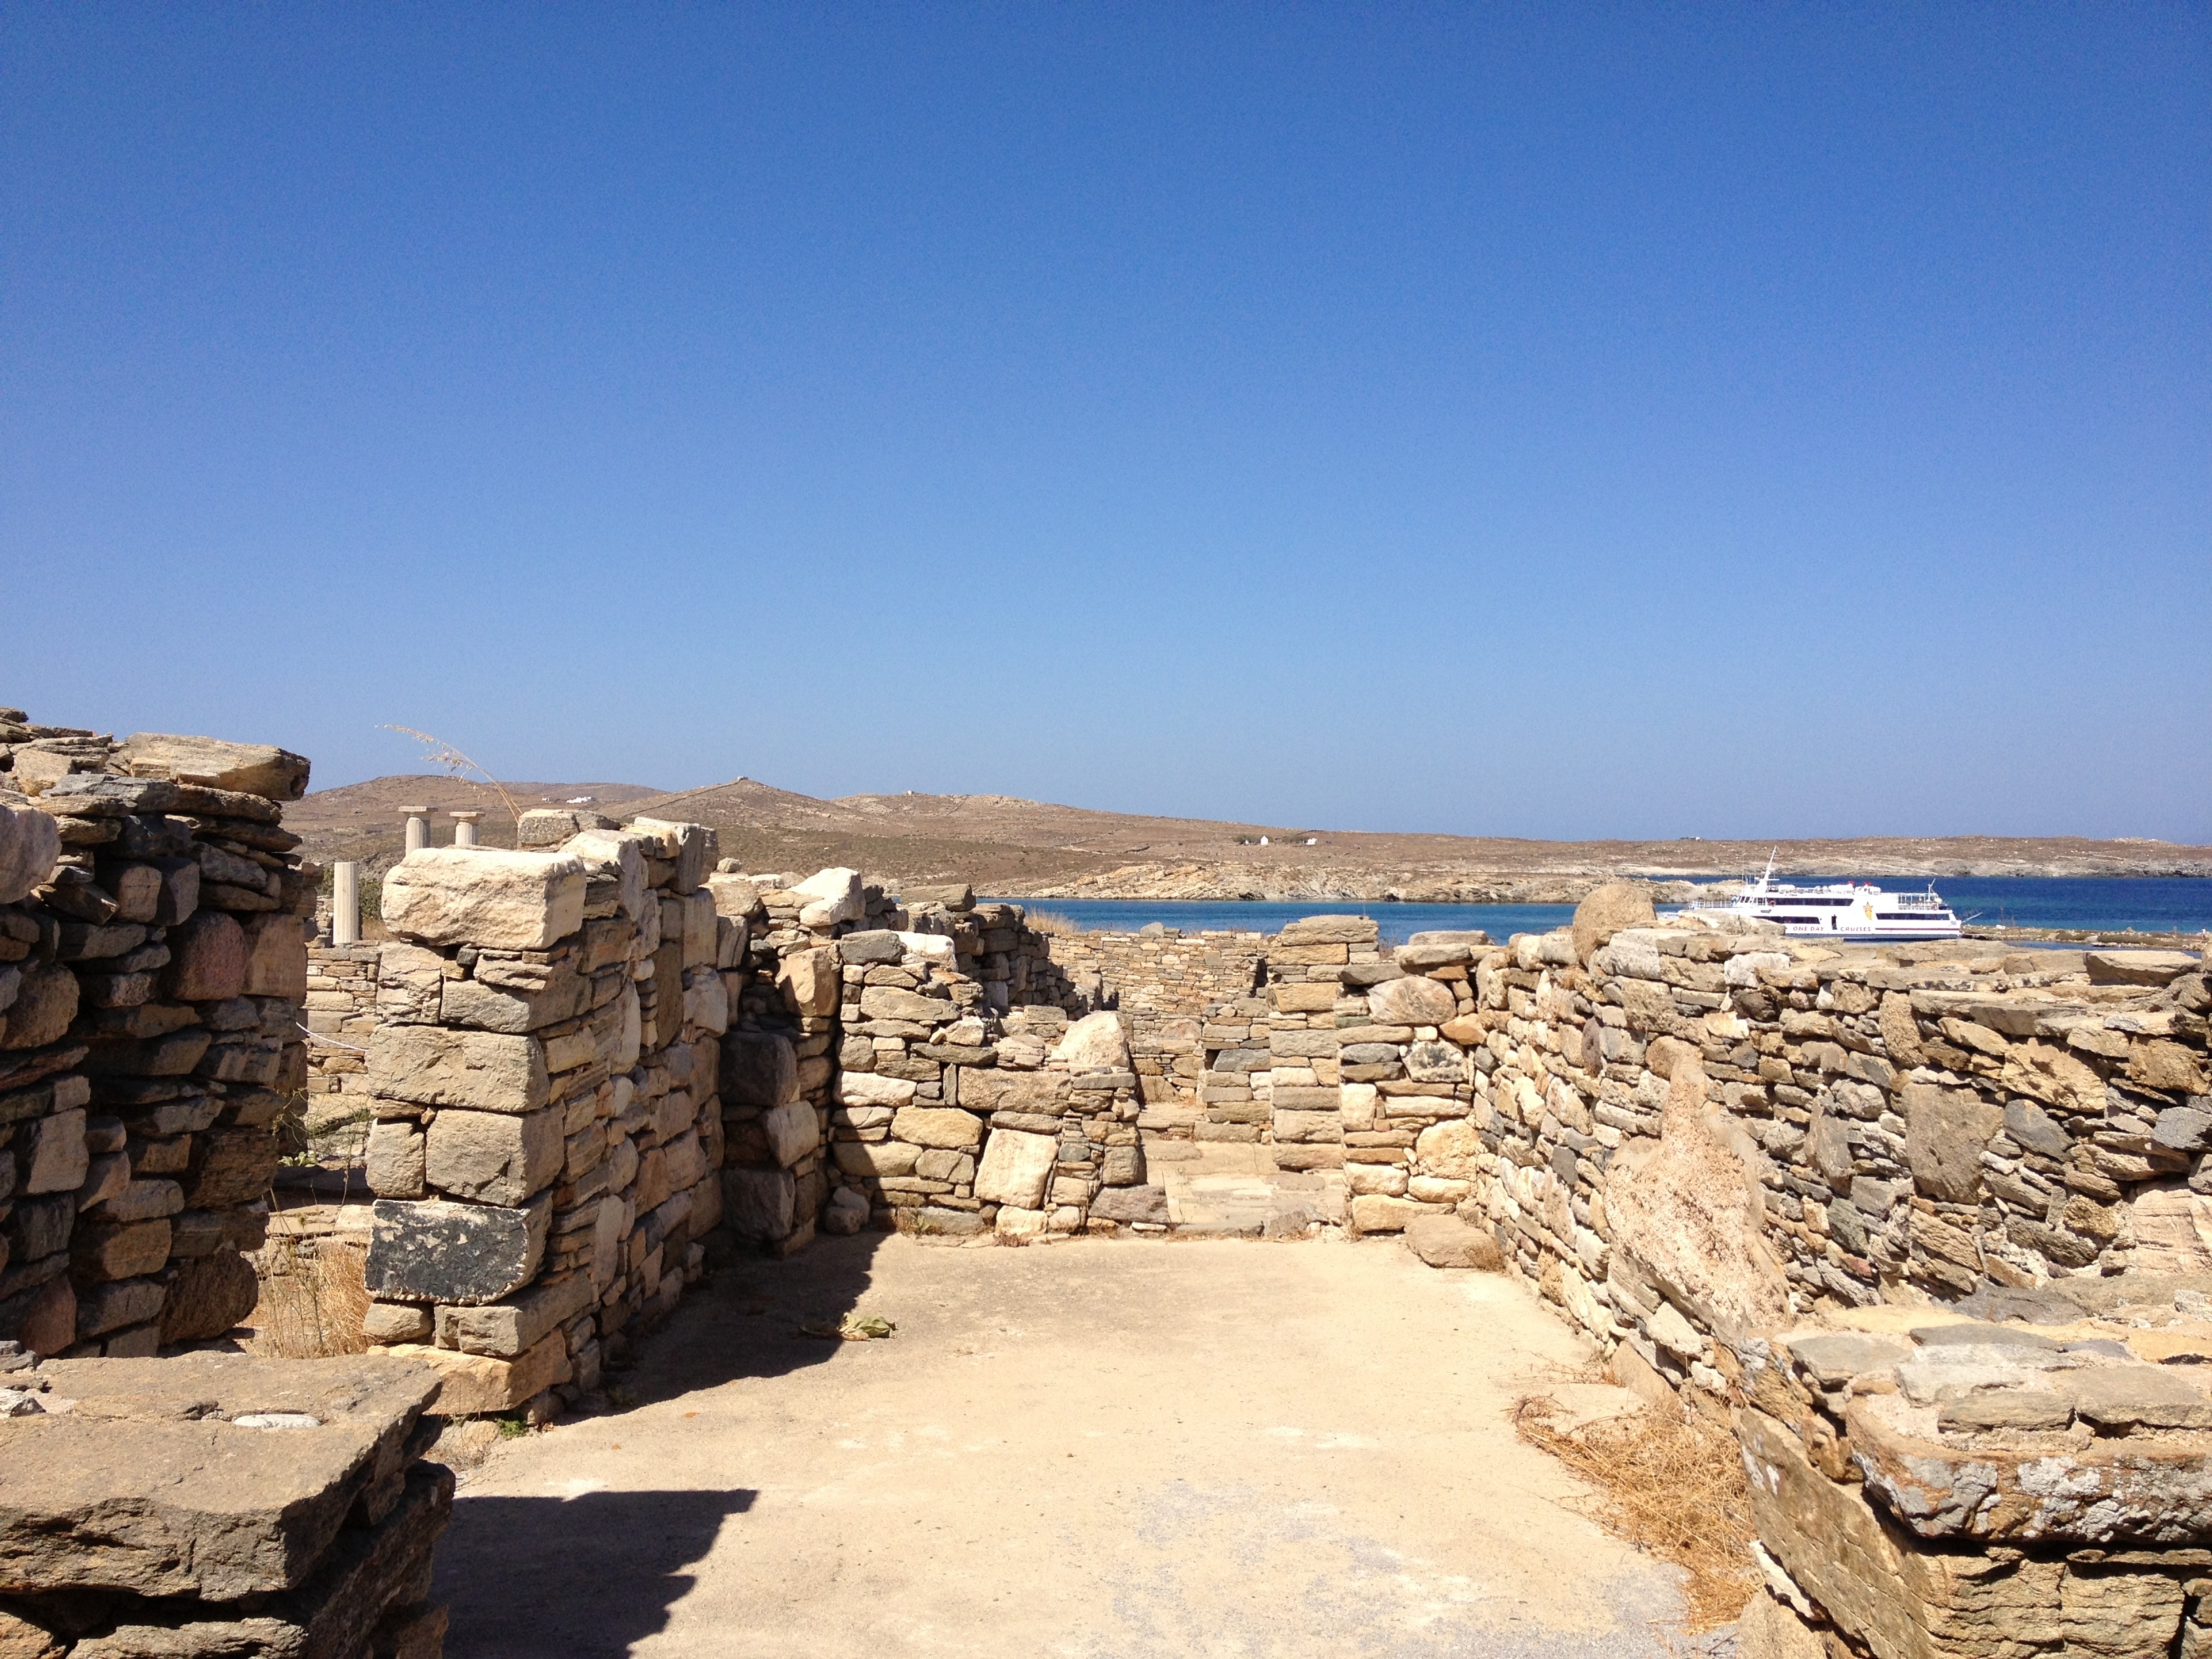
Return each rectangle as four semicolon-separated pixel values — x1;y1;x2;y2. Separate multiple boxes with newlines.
433;1234;1694;1658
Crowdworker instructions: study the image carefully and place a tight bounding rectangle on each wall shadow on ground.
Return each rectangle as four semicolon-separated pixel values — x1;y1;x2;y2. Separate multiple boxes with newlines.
617;1227;898;1405
437;1488;756;1657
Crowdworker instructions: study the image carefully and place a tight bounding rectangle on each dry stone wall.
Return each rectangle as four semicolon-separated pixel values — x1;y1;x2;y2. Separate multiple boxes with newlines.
357;818;731;1418
0;710;314;1361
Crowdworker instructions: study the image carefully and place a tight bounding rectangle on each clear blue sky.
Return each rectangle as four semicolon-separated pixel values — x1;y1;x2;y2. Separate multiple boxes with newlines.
4;5;2206;842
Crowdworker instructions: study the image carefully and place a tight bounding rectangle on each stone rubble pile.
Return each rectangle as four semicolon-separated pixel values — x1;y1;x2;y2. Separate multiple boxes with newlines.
0;710;314;1361
0;1349;451;1658
359;819;730;1419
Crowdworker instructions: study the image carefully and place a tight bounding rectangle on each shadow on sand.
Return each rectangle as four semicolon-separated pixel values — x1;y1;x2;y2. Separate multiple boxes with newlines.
436;1230;899;1654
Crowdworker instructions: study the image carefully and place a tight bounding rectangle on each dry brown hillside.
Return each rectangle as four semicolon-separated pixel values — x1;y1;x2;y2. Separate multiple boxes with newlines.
287;773;2212;903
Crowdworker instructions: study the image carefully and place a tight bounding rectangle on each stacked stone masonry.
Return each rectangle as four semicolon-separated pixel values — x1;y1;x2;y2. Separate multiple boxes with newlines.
0;1349;453;1658
0;711;315;1361
356;815;731;1419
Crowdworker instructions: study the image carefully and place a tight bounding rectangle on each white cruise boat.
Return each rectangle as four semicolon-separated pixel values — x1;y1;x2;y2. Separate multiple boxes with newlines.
1673;856;1963;940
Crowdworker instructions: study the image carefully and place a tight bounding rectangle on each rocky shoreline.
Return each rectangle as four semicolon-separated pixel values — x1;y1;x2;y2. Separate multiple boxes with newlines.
1008;861;2212;904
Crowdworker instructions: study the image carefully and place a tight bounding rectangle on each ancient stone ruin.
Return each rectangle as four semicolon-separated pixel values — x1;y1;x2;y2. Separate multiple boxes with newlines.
8;703;2212;1657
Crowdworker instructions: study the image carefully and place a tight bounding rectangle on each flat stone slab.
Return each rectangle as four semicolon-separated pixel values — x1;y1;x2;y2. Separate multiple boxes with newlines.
0;1354;440;1599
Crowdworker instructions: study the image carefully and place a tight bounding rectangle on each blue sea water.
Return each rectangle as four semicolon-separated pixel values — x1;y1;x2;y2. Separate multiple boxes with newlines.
997;878;2211;946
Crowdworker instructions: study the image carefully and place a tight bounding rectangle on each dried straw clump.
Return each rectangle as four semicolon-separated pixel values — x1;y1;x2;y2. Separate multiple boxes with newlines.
245;1235;371;1359
1513;1393;1758;1631
1021;907;1088;937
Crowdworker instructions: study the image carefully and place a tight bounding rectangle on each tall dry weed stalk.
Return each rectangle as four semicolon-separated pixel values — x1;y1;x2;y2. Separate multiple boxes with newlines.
378;724;524;828
1513;1393;1758;1630
247;1236;371;1359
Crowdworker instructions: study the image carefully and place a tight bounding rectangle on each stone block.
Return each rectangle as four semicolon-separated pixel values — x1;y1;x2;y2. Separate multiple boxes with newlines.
777;947;840;1017
368;1024;548;1114
724;1168;796;1240
1368;977;1456;1026
890;1106;984;1149
858;985;954;1025
158;1246;262;1343
185;1126;281;1209
1271;982;1338;1012
365;1122;426;1198
722;1030;798;1107
1404;1215;1502;1269
24;1107;88;1195
973;1128;1057;1208
0;1353;439;1597
1090;1185;1168;1225
381;848;585;951
440;961;590;1034
240;912;308;1001
72;1218;171;1281
165;910;247;1001
1052;1011;1131;1071
2085;949;2202;986
363;1196;550;1305
112;733;311;801
791;866;863;928
1276;916;1378;945
832;1141;919;1178
838;930;907;964
837;1071;917;1107
760;1099;818;1168
1903;1083;2003;1204
390;1328;569;1416
434;1271;594;1359
1349;1194;1425;1234
425;1106;562;1206
0;802;61;905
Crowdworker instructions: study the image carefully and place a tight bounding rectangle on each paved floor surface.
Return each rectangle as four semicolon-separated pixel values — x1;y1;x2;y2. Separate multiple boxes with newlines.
434;1234;1694;1658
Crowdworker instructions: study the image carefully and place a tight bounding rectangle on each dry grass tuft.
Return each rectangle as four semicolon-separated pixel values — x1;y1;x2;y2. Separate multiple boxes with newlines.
1513;1392;1758;1631
245;1236;371;1359
1021;907;1088;937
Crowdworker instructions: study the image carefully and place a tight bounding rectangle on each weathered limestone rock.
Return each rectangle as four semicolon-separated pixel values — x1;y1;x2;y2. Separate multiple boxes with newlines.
723;1168;796;1240
157;1248;261;1344
1368;976;1456;1026
1902;1083;2004;1204
857;985;953;1025
1052;1011;1130;1072
628;817;716;891
777;947;839;1017
387;1330;569;1416
560;827;648;921
112;733;311;801
1602;1056;1789;1343
434;1273;593;1360
760;1099;817;1168
822;1188;869;1235
363;1197;548;1305
792;866;863;929
1090;1185;1168;1225
890;1107;984;1149
380;848;586;951
368;1024;548;1114
1;962;77;1050
2087;949;2202;986
836;1071;916;1107
1404;1215;1502;1269
165;910;248;1001
722;1031;798;1107
1276;916;1377;946
973;1129;1058;1209
0;803;60;906
1572;881;1656;966
424;1106;563;1206
0;1354;438;1598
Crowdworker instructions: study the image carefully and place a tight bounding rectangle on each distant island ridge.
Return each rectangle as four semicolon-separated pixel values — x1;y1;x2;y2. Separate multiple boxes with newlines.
288;772;2212;905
